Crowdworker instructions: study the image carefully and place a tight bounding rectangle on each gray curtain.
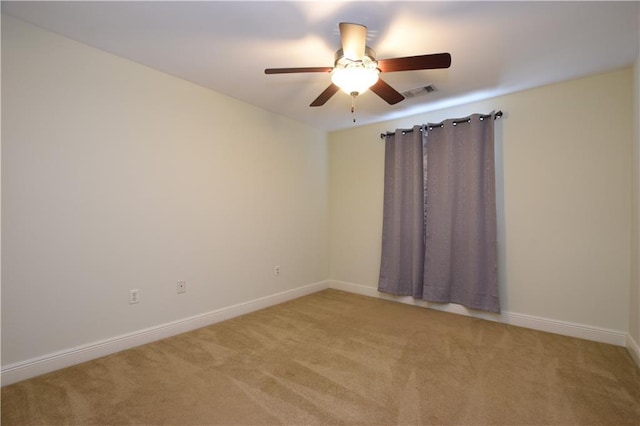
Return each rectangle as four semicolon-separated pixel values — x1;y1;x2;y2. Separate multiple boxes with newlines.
378;113;500;313
378;126;425;298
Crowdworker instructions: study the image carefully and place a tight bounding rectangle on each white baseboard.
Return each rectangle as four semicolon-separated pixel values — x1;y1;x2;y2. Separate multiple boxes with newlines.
329;280;627;347
4;280;631;387
1;281;329;387
627;334;640;368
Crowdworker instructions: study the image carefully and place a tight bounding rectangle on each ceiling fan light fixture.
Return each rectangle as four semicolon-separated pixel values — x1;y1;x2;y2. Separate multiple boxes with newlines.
331;65;380;96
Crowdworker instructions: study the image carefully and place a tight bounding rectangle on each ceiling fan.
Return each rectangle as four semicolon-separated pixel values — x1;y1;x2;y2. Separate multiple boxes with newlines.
264;22;451;108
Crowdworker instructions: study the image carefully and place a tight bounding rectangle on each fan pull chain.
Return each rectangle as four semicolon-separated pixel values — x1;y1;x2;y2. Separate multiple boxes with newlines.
351;93;357;123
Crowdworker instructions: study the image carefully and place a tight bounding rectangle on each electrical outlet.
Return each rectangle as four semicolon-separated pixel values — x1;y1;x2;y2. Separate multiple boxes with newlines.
129;289;140;304
177;280;186;294
274;265;281;276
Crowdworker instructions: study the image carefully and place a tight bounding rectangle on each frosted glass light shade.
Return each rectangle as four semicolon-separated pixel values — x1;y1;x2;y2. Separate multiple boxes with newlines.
331;66;380;95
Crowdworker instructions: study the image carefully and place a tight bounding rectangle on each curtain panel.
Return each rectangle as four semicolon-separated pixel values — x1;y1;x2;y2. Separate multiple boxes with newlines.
378;126;426;298
378;113;500;313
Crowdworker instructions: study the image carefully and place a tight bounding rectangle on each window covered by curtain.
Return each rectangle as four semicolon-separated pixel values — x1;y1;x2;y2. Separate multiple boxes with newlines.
378;113;500;313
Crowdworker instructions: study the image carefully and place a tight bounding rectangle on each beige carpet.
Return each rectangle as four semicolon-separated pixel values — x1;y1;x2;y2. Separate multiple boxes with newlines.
2;289;639;425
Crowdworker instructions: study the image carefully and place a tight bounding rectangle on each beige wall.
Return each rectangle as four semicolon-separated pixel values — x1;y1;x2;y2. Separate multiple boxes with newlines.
329;68;633;333
1;16;329;366
630;58;640;345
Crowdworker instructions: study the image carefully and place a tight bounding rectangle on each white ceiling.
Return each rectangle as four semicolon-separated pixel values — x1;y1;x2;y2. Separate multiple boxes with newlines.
2;1;639;132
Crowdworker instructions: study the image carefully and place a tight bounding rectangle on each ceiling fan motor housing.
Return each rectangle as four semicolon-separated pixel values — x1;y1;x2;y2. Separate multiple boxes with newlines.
333;46;377;65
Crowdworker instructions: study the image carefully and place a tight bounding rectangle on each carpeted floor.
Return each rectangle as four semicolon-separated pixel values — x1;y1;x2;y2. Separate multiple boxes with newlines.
2;289;639;425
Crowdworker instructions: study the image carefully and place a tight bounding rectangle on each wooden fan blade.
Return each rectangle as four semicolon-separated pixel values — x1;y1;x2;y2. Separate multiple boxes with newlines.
310;84;340;107
370;78;404;105
339;22;367;61
265;67;332;74
377;53;451;73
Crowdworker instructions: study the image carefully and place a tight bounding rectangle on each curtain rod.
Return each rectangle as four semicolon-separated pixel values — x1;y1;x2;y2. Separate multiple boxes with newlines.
379;110;503;140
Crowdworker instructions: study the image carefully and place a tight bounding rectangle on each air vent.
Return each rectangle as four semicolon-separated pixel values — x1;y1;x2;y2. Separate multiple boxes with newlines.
402;84;437;98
